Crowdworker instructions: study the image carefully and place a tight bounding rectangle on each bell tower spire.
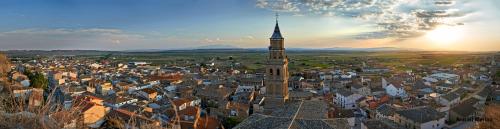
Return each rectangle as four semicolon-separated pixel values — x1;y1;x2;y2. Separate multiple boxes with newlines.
271;12;283;39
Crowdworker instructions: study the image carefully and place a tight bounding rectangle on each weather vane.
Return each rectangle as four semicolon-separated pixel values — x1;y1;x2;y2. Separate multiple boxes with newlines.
275;12;279;23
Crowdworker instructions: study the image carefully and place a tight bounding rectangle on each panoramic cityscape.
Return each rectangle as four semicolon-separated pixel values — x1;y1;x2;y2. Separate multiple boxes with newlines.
0;0;499;129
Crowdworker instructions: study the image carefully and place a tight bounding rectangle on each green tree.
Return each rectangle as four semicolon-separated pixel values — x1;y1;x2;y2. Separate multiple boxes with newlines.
223;117;242;129
29;71;48;90
98;53;113;62
23;70;32;78
354;67;363;72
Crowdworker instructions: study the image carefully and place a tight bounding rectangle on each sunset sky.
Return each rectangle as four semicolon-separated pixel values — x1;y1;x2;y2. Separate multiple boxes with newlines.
0;0;499;51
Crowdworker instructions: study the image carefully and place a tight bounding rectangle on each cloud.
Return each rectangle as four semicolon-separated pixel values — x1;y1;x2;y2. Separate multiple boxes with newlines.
0;28;144;50
112;39;121;44
256;0;300;12
201;37;222;43
256;0;472;40
244;35;255;40
256;0;268;8
201;35;257;44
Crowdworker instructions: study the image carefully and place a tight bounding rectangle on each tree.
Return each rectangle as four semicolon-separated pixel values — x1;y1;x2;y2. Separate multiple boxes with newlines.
0;54;10;78
28;71;48;90
98;53;112;62
354;67;363;72
23;70;32;79
223;117;242;129
200;63;207;68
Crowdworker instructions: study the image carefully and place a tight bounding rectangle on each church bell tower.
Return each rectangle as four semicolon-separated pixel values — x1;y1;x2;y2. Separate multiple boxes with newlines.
264;13;289;112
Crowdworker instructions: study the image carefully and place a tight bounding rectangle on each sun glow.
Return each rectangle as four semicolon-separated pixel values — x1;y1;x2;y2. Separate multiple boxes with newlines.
426;26;464;45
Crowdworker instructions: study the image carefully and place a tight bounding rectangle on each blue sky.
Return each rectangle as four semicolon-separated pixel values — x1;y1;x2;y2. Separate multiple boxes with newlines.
0;0;266;34
1;0;499;51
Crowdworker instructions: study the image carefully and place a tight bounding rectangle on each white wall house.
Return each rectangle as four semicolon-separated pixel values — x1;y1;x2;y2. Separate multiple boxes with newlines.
335;89;363;109
105;98;138;108
427;73;460;84
127;84;154;94
385;84;407;97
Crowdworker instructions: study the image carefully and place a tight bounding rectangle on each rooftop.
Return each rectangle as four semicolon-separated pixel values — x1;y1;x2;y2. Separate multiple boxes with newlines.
450;102;477;117
351;83;364;89
235;100;349;129
441;92;460;101
270;22;283;39
363;119;406;129
395;106;445;123
337;89;354;97
376;104;396;116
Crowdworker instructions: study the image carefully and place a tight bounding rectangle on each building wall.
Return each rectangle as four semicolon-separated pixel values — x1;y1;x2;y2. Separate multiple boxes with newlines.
352;87;371;96
438;97;459;107
420;118;445;129
385;85;406;97
335;93;361;109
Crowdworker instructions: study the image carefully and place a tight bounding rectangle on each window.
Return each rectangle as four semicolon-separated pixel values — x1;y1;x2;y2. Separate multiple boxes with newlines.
269;69;273;75
277;69;280;76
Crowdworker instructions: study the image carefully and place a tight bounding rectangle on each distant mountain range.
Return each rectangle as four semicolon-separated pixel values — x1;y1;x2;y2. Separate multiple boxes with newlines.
320;47;420;51
1;45;422;56
123;44;242;52
245;47;419;52
177;45;419;52
191;44;242;50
